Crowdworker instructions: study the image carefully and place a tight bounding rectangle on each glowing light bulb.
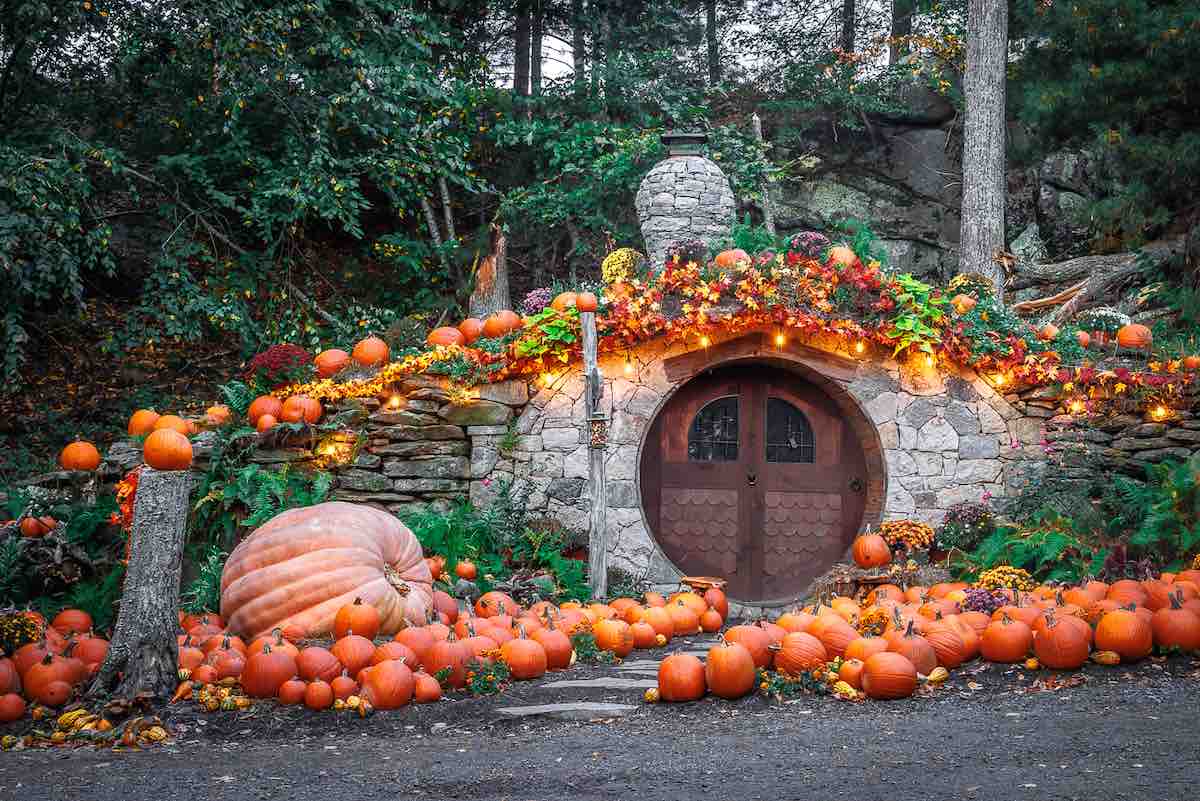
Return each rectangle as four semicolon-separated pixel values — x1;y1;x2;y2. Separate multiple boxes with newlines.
623;360;634;376
854;340;865;354
994;374;1006;387
1152;405;1168;420
924;354;935;368
388;395;402;409
699;335;710;348
541;373;555;387
774;333;785;347
1069;399;1084;415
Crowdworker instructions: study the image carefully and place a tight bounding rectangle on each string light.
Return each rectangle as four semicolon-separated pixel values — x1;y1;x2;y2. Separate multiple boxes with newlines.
623;358;634;376
854;340;865;354
774;332;785;348
993;373;1007;387
1152;404;1169;420
387;395;403;409
924;354;935;368
541;373;556;387
1068;398;1085;415
699;335;710;348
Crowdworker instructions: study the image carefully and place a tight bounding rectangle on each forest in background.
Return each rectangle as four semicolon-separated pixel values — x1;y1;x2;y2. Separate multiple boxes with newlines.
2;0;1199;480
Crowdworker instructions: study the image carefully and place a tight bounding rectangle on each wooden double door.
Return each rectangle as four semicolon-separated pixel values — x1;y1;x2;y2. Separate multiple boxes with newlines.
640;366;867;603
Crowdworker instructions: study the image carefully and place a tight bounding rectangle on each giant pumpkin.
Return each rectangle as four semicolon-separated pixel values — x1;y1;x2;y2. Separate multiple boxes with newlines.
220;502;434;640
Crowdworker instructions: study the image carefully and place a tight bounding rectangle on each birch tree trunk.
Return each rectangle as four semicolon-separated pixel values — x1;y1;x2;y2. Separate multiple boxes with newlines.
705;0;720;86
469;224;512;318
959;0;1008;300
87;468;191;705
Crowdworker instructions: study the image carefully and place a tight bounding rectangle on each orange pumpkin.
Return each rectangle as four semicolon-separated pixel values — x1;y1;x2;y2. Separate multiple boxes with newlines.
699;608;724;633
426;326;466;347
0;693;26;723
500;628;548;680
1075;330;1090;348
714;248;750;268
704;642;756;699
127;409;161;437
657;653;706;701
204;405;232;426
280;395;322;424
838;658;866;689
143;429;193;471
1116;323;1152;349
951;294;977;315
666;602;700;637
851;533;891;569
304;680;335;710
593;619;635;658
844;636;889;663
256;414;278;432
352;336;390;366
314;349;351;378
1033;611;1090;669
296;647;342;682
413;671;442;703
1151;591;1200;651
1038;323;1059;341
1183;355;1200;371
19;516;54;539
980;613;1033;663
277;678;307;705
60;440;101;471
887;622;938;675
457;318;484;344
334;597;382;641
826;245;858;268
247;395;283;425
220;503;434;640
1095;608;1153;661
723;625;772;668
423;636;468;689
52;609;93;635
330;672;359;700
361;658;414;709
152;414;192;436
550;292;577;312
773;632;827;674
531;626;573;670
861;652;917;699
575;292;599;312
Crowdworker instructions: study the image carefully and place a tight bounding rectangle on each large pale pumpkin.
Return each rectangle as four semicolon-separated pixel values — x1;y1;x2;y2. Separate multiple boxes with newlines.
220;502;433;640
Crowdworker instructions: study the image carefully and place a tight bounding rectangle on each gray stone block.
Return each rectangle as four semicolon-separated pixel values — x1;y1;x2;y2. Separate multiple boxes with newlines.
371;440;469;457
336;470;394;493
439;400;513;426
393;478;469;493
370;410;440;426
547;477;586;502
959;434;1000;459
383;457;470;479
476;380;529;407
377;424;465;441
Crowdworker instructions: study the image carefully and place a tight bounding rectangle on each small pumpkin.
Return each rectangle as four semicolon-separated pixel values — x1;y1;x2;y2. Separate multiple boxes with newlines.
1116;323;1152;349
60;440;101;471
1152;591;1200;651
454;560;478;581
531;625;573;670
773;632;828;674
593;619;635;658
951;294;977;315
1038;323;1059;342
1075;330;1090;348
851;533;891;569
314;349;351;378
714;248;750;268
1094;608;1152;662
699;608;724;633
457;318;484;344
143;429;193;471
334;598;382;641
838;658;866;689
204;405;233;427
860;652;918;700
481;310;522;338
330;672;359;700
1183;355;1200;371
704;642;756;699
426;326;466;347
422;636;469;689
280;395;322;424
500;627;548;680
723;625;773;668
52;608;93;635
127;409;161;437
240;644;298;699
887;621;938;675
826;245;858;268
0;693;26;722
475;591;520;619
330;634;376;676
352;336;390;366
152;414;192;436
703;588;729;620
550;292;577;312
413;671;442;703
980;613;1034;663
247;396;283;425
361;657;414;709
575;292;599;313
277;678;307;705
256;414;278;432
657;653;706;702
1033;610;1090;669
304;680;335;710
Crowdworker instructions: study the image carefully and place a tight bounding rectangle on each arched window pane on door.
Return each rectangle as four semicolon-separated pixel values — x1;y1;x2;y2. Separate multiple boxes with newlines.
688;396;739;462
766;398;814;463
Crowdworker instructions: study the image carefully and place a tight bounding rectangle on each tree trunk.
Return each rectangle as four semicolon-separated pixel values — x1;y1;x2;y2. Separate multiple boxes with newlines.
751;112;776;236
86;468;191;705
705;0;720;86
572;0;587;94
531;0;544;98
958;0;1008;300
470;224;512;317
840;0;856;53
514;0;531;97
890;0;914;64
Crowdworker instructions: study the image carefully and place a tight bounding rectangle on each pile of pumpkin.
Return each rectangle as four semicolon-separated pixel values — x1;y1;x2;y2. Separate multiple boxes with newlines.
0;609;110;723
650;567;1200;705
171;585;731;716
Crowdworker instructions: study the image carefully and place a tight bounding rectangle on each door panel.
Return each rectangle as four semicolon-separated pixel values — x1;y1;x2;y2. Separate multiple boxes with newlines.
641;365;868;603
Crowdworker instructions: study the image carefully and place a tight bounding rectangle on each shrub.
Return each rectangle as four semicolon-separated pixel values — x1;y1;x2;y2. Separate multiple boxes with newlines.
244;344;315;389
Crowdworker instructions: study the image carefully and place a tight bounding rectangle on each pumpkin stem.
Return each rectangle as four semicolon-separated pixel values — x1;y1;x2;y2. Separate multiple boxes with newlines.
1169;590;1184;610
904;620;916;637
353;597;364;606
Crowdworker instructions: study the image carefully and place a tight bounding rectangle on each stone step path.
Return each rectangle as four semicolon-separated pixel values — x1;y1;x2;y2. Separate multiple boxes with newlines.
495;702;637;720
540;677;657;691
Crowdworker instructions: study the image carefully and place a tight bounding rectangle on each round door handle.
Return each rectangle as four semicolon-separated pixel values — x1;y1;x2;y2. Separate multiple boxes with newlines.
747;472;757;486
849;477;864;493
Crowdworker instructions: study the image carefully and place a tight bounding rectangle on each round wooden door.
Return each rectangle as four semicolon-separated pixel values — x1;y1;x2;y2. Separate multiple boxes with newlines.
640;365;868;603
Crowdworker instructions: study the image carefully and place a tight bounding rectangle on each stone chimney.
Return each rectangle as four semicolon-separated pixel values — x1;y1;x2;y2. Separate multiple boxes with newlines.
635;131;736;267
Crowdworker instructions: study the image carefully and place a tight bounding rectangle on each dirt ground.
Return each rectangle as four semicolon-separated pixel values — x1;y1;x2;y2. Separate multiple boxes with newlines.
2;635;1198;801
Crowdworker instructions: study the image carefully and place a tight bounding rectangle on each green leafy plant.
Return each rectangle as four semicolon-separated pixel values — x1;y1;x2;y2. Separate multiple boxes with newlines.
1117;455;1200;567
570;632;618;665
512;307;580;363
181;545;229;614
464;657;509;696
61;568;125;633
218;380;259;416
886;274;947;355
757;667;832;701
963;511;1108;584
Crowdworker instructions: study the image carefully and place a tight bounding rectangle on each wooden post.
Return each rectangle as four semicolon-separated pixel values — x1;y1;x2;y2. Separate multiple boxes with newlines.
581;311;608;599
87;468;192;705
751;112;776;237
